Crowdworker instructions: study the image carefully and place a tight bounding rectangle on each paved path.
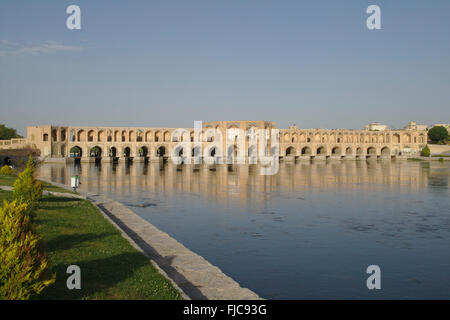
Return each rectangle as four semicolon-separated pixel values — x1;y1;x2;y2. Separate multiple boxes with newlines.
5;180;261;300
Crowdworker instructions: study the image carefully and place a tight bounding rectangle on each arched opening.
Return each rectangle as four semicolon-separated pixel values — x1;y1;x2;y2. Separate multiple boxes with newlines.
90;146;102;158
157;146;166;157
381;147;390;157
174;146;183;157
52;129;57;142
43;133;49;141
227;145;238;159
88;130;95;142
367;147;376;155
77;130;85;142
192;146;201;157
155;131;162;142
285;146;296;156
248;145;257;157
139;146;148;157
110;147;117;158
137;131;143;142
331;146;341;155
356;147;363;155
316;146;326;155
403;134;411;144
392;134;400;143
301;146;311;155
124;147;131;158
129;131;135;142
114;130;119;142
98;130;105;142
163;131;170;142
145;131;152;142
61;129;66;141
345;147;352;155
70;146;82;158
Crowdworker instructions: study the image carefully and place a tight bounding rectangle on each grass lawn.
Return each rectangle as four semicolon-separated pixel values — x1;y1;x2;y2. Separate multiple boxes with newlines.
0;174;75;194
0;189;182;300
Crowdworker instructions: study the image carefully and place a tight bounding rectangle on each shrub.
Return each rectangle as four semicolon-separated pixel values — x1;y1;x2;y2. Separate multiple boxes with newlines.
428;126;449;143
421;145;431;157
12;157;43;210
0;165;14;176
0;200;55;299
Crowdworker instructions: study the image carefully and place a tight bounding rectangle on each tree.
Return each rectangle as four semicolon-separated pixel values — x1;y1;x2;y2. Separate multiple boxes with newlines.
421;145;430;157
428;126;448;143
0;124;23;140
12;156;43;211
0;200;55;299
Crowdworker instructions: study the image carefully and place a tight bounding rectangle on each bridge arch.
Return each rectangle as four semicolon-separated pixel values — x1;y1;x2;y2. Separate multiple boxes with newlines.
331;146;341;155
156;145;166;157
367;146;377;155
285;146;296;156
70;146;82;157
345;147;353;155
301;146;311;155
90;146;102;158
316;146;326;155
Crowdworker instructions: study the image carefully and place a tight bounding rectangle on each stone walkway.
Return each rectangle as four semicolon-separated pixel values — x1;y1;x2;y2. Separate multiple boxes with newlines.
3;181;261;300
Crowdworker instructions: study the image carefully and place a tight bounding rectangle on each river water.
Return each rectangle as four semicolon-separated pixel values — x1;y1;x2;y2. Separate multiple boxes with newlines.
37;160;450;299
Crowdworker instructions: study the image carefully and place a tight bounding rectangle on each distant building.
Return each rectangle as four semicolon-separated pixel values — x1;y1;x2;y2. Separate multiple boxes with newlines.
404;121;428;131
364;122;388;131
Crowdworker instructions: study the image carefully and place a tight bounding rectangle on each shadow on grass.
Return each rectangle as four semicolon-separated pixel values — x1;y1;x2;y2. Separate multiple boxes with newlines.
44;232;118;253
40;197;82;203
39;252;151;299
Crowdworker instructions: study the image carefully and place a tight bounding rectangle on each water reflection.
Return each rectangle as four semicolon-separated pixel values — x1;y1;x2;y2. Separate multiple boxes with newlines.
38;160;444;205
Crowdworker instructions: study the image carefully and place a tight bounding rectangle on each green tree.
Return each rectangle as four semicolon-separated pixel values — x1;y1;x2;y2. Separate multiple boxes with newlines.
0;124;23;140
421;145;430;157
12;156;43;211
428;126;448;143
0;165;14;176
0;200;55;299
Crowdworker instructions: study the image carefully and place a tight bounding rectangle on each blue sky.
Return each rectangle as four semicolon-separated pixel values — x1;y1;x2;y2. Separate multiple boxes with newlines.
1;0;449;135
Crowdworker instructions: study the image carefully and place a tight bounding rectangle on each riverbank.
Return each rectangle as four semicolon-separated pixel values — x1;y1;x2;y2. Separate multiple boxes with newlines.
40;179;261;300
0;178;183;300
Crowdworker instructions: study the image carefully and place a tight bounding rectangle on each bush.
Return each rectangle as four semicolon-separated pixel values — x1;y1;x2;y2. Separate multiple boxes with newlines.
0;200;55;299
0;165;14;176
428;126;449;143
421;145;431;157
12;157;43;210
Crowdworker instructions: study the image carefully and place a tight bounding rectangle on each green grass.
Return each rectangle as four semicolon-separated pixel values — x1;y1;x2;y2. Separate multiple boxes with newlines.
0;174;75;194
431;154;450;157
0;190;182;300
0;174;16;186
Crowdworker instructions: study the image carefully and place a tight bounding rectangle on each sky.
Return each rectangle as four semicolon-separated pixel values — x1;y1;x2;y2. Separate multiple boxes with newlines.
1;0;449;135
